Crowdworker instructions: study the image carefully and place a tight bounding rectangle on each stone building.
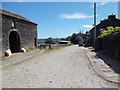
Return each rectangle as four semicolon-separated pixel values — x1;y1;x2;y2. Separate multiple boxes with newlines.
89;14;120;60
0;9;38;57
84;31;92;47
90;14;120;47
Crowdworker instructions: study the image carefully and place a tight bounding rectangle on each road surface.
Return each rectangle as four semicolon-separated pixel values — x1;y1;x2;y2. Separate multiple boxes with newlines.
2;45;117;88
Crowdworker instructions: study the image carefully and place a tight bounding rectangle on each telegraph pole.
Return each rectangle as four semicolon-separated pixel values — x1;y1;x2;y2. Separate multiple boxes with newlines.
118;1;120;19
94;2;96;48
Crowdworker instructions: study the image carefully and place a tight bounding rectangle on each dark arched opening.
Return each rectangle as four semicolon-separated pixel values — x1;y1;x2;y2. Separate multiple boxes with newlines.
9;31;20;53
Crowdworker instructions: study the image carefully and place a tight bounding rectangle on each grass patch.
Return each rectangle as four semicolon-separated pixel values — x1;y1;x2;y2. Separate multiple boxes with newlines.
44;44;73;53
1;47;39;61
26;47;38;52
64;43;74;47
1;52;23;61
1;58;5;61
88;47;95;50
44;48;54;53
82;49;89;59
44;47;62;53
2;44;73;69
0;58;2;61
2;55;37;70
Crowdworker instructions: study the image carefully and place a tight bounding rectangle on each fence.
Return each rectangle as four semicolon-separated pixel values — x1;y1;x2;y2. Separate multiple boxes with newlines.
96;32;120;60
102;32;120;60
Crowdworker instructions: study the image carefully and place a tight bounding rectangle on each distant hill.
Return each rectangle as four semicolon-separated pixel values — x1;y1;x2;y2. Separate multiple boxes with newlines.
38;39;46;42
38;38;61;42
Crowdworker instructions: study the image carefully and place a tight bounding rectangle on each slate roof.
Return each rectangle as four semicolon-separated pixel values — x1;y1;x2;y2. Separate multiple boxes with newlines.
1;9;37;25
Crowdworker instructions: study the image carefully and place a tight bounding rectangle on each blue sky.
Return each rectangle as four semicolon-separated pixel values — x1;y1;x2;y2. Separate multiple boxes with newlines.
2;2;118;39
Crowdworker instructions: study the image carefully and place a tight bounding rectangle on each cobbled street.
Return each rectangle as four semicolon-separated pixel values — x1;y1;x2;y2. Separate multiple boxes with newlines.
2;45;118;88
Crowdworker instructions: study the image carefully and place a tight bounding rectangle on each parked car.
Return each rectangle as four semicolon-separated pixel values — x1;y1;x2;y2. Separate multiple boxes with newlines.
38;43;52;49
79;42;83;46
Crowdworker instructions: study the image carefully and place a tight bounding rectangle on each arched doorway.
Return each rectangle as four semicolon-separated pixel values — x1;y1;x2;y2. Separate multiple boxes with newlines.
9;31;21;53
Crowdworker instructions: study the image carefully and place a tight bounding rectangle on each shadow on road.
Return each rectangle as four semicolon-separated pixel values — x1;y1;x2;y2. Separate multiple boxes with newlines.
91;50;120;74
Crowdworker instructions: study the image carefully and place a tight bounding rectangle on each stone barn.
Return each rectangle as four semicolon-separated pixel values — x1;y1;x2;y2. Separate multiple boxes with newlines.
0;9;38;57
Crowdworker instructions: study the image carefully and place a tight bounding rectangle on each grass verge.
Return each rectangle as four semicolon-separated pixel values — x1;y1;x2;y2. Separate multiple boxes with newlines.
26;47;38;52
2;44;74;68
44;44;74;53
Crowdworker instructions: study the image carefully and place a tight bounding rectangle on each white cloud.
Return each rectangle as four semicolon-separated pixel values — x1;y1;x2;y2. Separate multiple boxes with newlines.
60;13;93;19
2;0;119;2
92;2;107;8
17;0;23;2
100;2;107;5
82;25;94;28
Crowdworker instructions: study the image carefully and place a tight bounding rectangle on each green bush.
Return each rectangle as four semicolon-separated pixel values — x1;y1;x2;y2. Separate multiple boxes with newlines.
98;27;120;38
45;37;55;44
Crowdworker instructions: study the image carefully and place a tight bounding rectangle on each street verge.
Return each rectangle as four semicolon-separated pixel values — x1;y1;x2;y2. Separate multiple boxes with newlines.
2;44;73;68
83;48;119;84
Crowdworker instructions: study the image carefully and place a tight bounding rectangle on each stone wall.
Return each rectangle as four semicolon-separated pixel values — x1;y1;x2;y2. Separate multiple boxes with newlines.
2;14;37;56
102;32;120;60
0;10;2;57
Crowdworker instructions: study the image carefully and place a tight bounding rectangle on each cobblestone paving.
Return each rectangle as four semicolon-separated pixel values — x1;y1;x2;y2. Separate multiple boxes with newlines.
2;49;44;68
2;45;118;88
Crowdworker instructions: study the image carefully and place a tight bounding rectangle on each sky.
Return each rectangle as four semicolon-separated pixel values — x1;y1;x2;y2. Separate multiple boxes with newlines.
2;2;118;39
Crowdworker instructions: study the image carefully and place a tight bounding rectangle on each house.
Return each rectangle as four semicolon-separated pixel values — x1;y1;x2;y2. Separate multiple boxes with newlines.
90;14;120;47
0;9;38;57
89;14;120;60
84;31;92;47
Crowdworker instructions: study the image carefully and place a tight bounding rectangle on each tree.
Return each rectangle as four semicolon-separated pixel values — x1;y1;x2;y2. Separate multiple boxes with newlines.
61;38;66;40
66;36;71;41
71;33;77;44
61;31;85;44
70;33;84;44
45;37;55;44
77;35;84;42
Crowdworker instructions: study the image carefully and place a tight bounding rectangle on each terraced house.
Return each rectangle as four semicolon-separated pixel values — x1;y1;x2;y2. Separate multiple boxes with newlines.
90;14;120;60
90;14;120;45
0;9;38;57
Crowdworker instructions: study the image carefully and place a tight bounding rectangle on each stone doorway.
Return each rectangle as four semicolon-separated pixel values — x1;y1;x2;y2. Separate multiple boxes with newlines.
9;31;21;53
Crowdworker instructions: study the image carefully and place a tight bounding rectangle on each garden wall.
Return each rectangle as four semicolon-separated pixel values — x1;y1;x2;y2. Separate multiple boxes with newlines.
102;32;120;60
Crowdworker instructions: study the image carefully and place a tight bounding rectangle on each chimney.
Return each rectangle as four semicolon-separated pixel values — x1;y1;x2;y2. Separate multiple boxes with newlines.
108;14;116;19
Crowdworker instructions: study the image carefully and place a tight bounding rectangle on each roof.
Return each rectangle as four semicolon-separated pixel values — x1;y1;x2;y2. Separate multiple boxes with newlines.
90;14;120;31
1;9;37;25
